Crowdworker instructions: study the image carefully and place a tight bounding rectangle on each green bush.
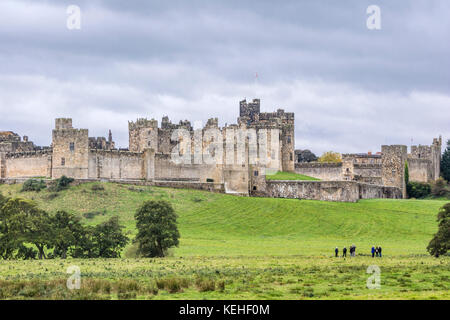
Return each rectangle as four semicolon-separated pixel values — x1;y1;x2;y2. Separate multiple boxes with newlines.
91;184;105;191
195;278;216;292
407;182;431;199
48;176;74;192
82;211;105;219
21;179;46;192
431;178;450;197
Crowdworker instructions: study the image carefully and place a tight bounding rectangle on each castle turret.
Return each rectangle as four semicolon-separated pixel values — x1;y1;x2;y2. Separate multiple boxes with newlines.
128;118;158;152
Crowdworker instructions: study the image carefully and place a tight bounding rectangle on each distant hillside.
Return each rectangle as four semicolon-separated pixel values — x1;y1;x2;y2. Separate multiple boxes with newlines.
0;182;446;256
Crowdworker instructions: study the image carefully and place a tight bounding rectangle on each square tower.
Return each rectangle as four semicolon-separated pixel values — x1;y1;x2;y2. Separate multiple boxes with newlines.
52;118;89;179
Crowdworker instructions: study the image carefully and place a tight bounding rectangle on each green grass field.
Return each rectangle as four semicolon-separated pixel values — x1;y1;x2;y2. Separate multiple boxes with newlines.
265;171;319;181
0;182;448;300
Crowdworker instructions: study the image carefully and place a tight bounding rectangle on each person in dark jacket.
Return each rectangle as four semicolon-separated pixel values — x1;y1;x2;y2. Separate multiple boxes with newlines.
351;244;356;257
375;246;379;257
378;246;382;257
343;247;347;257
335;247;339;257
371;246;375;258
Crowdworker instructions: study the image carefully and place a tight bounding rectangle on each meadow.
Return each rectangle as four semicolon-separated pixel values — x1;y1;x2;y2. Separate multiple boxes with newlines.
0;182;448;299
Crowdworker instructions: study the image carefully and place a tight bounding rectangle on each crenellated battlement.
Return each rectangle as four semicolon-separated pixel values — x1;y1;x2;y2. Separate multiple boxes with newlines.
5;149;52;158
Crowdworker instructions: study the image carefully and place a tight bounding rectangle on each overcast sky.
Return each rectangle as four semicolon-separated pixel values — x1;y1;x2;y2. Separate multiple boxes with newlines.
0;0;449;154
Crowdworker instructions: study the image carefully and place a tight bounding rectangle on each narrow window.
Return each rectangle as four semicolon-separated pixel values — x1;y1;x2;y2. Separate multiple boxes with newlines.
69;142;75;151
254;170;259;176
61;157;65;166
290;153;293;161
287;135;291;143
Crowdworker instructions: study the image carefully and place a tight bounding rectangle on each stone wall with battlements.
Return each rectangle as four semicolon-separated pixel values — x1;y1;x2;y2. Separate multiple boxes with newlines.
1;99;439;202
3;150;52;178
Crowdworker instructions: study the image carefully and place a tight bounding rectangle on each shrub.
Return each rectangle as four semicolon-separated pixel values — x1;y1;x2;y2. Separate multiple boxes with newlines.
407;182;431;199
116;280;139;293
155;277;188;293
21;179;46;192
91;184;105;191
48;176;74;192
431;178;449;197
195;278;216;292
45;193;59;201
217;280;225;292
82;211;105;219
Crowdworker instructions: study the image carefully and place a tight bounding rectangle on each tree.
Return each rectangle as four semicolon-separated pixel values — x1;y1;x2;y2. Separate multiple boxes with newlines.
318;151;342;163
405;161;409;186
0;193;19;260
92;216;129;258
441;140;450;181
427;203;450;257
1;198;53;259
70;225;96;258
134;200;180;258
295;150;317;163
50;211;85;259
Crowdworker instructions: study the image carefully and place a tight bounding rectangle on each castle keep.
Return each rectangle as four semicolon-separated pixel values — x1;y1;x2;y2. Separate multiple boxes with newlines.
0;98;441;202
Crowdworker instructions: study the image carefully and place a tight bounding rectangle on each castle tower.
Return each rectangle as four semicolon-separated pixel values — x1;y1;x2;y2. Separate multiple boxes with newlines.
382;145;407;198
128;118;158;153
279;109;295;173
52;118;89;179
431;136;442;180
410;137;442;181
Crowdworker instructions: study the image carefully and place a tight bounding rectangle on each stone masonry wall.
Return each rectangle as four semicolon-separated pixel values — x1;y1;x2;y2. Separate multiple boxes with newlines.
88;150;144;180
381;145;407;198
295;162;343;180
407;158;432;183
263;180;402;202
4;151;51;178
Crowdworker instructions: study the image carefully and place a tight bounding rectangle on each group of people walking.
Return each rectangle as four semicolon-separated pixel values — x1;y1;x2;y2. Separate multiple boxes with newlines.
334;245;382;257
334;244;356;257
371;246;382;257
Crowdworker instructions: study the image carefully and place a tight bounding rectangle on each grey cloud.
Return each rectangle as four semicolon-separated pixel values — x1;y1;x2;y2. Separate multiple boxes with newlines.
0;0;449;155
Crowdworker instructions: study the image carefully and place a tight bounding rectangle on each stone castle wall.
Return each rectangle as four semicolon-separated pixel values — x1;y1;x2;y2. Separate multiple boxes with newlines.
262;180;402;202
1;99;440;202
88;150;144;180
407;158;432;183
3;150;51;178
381;145;407;198
295;162;343;180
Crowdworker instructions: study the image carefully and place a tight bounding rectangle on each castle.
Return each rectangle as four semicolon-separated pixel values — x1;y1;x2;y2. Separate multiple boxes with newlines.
0;98;441;202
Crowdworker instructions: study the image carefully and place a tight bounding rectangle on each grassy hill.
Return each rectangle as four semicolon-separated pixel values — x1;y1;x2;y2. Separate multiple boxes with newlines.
0;182;448;300
0;182;445;256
